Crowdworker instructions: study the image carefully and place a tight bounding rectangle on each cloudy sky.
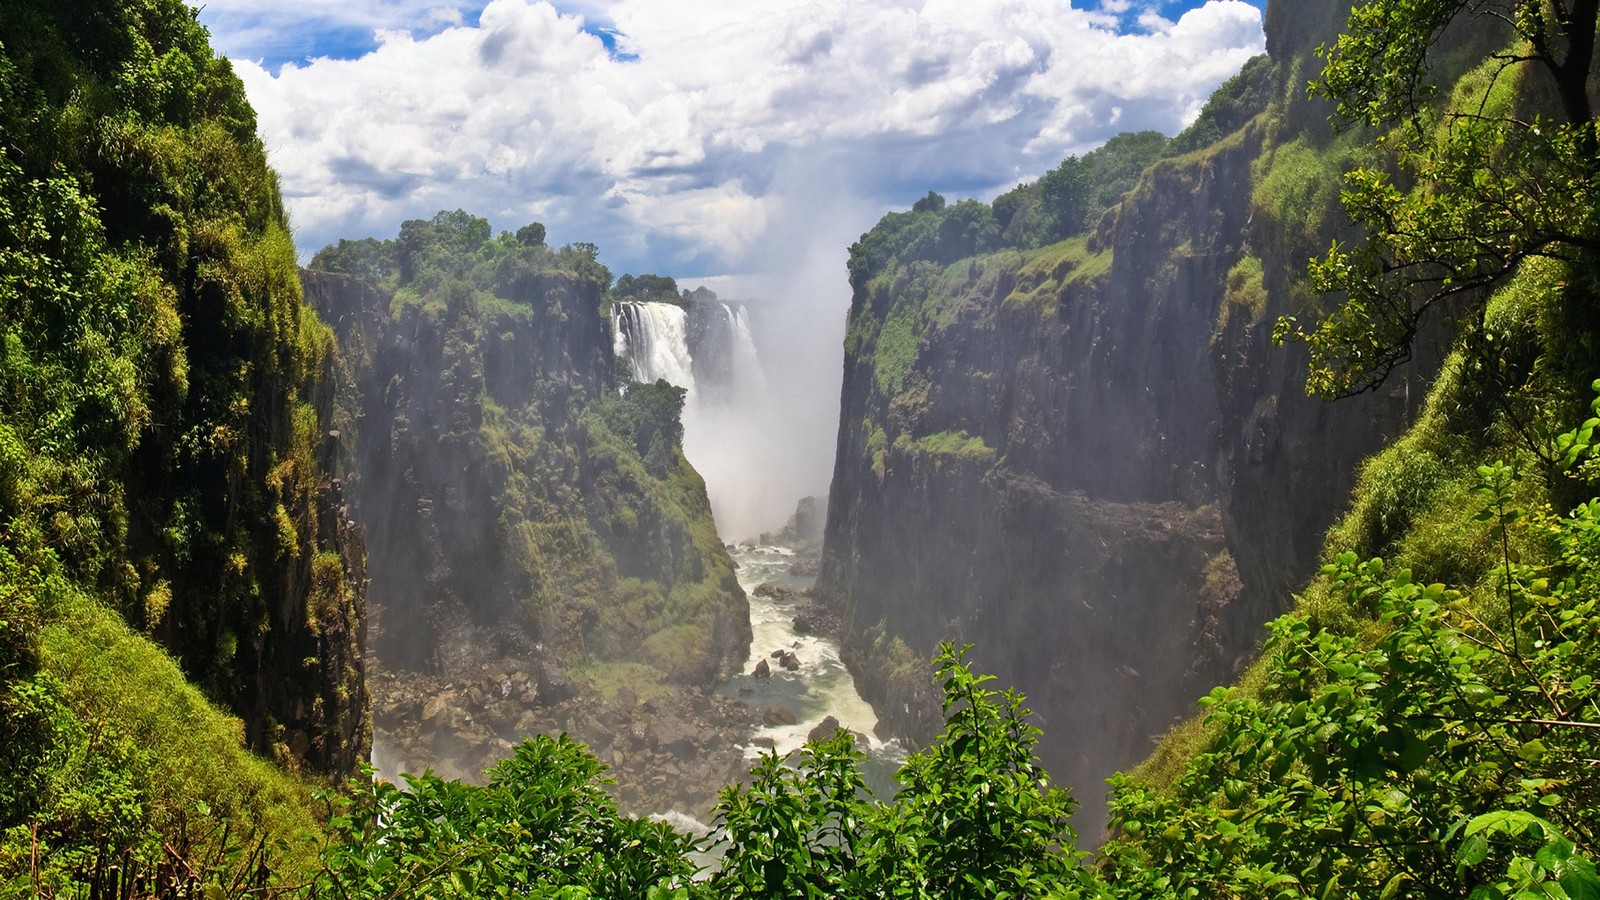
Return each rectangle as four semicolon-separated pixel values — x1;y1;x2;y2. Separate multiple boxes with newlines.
191;0;1265;280
192;0;1267;533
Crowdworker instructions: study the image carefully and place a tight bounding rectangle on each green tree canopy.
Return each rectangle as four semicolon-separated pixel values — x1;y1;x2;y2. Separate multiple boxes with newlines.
1283;0;1600;398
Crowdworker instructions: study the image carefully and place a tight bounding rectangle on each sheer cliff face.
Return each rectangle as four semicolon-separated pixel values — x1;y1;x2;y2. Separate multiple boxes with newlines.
0;0;369;778
817;0;1431;835
304;269;748;689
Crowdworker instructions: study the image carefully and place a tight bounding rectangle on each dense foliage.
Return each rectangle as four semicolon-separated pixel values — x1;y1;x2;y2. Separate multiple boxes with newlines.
300;490;1600;895
1280;0;1600;398
0;0;365;893
303;645;1084;900
4;0;1599;895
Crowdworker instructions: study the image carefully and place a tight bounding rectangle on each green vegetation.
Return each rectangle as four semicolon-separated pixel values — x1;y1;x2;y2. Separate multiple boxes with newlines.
297;494;1600;895
0;0;369;893
914;430;995;464
1167;54;1275;156
611;272;684;305
1220;253;1269;327
1280;0;1600;399
304;645;1087;899
5;0;1600;895
313;208;744;684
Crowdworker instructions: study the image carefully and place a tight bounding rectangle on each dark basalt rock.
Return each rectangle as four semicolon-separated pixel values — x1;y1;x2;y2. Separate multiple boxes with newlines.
791;601;840;638
814;0;1439;841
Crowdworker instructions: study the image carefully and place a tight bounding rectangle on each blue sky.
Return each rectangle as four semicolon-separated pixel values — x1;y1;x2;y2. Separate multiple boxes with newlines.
194;0;1268;280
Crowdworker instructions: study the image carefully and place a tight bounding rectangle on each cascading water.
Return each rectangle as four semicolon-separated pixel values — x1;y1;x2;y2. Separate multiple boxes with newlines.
612;301;698;398
722;303;767;397
612;298;904;795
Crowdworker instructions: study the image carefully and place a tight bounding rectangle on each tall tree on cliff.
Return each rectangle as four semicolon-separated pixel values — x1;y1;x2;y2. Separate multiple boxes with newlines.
1280;0;1600;399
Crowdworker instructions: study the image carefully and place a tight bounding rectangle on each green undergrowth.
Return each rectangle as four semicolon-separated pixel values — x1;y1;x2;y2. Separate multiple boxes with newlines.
1;548;321;896
1004;235;1113;316
2;0;365;893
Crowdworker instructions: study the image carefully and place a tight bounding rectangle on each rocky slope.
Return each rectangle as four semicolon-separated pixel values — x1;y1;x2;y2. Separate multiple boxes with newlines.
305;223;750;812
815;0;1440;836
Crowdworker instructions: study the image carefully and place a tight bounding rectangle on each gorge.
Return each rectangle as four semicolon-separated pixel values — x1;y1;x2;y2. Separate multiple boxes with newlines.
3;0;1599;895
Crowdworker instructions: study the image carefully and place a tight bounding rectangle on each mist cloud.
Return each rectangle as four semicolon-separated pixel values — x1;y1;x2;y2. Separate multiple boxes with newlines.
208;0;1264;273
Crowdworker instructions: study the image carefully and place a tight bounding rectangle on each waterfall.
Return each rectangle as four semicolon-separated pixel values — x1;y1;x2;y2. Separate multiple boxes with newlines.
612;301;698;399
613;298;782;540
723;303;768;397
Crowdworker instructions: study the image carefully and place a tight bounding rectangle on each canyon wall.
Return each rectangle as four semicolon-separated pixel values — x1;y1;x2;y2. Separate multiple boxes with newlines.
304;230;750;804
815;0;1440;835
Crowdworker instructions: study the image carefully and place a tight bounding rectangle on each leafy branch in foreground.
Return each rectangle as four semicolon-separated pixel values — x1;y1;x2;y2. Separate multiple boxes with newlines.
1097;443;1600;898
1276;0;1600;398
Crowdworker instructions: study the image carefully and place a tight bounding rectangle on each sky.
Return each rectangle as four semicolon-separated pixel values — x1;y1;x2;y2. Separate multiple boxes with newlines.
190;0;1268;536
191;0;1266;279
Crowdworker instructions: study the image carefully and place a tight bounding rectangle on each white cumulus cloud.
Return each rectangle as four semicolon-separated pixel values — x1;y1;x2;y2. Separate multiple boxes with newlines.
205;0;1264;273
196;0;1266;536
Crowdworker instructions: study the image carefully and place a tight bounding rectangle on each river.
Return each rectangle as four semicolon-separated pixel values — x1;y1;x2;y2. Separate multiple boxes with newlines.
719;543;905;797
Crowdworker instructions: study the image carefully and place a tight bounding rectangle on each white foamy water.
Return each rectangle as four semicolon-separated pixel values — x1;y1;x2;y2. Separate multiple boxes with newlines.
721;545;905;794
613;301;698;400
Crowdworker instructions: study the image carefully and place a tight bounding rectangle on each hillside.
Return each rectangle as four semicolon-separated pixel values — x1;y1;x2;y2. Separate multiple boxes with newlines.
0;0;365;890
814;0;1595;844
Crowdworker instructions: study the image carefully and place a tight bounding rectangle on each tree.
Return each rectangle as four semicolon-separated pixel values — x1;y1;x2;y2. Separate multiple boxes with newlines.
516;221;547;247
912;190;946;214
1280;0;1600;398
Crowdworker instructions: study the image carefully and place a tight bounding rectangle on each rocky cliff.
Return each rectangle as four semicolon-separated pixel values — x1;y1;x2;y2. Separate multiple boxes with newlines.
304;221;750;810
815;0;1441;836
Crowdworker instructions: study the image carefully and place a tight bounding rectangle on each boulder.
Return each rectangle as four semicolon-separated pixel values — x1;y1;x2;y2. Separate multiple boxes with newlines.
779;650;800;671
752;658;771;678
791;601;841;638
762;706;797;726
807;715;843;744
537;664;578;705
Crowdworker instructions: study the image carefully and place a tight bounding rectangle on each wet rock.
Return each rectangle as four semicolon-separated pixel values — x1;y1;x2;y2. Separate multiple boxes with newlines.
752;658;771;678
791;601;840;638
807;715;843;743
537;664;578;705
651;716;699;756
778;650;800;671
762;706;797;726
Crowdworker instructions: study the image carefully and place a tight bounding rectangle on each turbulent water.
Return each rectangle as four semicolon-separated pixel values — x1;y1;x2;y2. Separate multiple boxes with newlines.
722;544;905;795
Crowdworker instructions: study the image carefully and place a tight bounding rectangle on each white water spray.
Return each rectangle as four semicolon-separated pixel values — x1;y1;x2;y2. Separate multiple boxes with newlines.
612;301;698;400
613;299;788;539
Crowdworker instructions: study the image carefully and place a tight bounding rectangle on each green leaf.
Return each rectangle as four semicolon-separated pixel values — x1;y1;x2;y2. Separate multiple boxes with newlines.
1560;859;1600;900
1460;833;1491;867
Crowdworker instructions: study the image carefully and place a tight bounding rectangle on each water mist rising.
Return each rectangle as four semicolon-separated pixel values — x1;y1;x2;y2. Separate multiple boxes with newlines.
612;299;781;540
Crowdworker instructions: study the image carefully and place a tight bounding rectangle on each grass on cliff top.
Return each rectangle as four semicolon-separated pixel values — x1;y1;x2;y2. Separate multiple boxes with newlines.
1003;235;1112;318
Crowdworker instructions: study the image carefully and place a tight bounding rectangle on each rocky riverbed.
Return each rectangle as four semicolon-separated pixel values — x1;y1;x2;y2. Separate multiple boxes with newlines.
367;599;761;818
